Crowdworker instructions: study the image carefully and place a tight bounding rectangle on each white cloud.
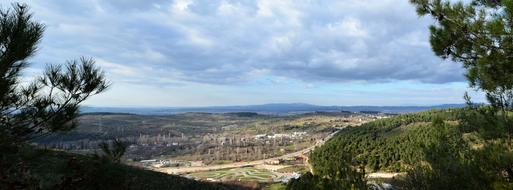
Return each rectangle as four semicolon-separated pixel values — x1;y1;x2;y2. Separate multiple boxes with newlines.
2;0;466;86
172;0;193;12
143;48;165;62
338;17;368;38
96;59;137;77
217;1;238;15
181;27;214;47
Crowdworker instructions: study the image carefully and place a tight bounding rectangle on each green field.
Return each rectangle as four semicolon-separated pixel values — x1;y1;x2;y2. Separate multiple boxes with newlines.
188;167;276;182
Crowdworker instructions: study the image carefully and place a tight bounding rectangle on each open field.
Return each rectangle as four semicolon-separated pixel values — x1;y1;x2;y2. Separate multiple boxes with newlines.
154;126;350;185
187;168;276;182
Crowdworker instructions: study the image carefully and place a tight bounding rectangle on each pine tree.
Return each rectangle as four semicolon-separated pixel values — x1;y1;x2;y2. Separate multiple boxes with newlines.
410;0;513;148
0;3;109;188
409;1;513;186
0;3;109;146
97;139;128;163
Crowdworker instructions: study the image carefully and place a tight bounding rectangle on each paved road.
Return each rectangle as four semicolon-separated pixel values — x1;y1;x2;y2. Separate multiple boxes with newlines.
157;129;342;174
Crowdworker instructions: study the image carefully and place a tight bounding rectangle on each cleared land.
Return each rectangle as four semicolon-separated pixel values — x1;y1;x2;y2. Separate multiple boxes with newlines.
187;168;276;182
156;129;340;174
36;112;373;164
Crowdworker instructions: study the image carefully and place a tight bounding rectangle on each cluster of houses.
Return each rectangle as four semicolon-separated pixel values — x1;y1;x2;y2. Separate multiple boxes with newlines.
264;156;304;165
253;132;308;140
139;159;204;168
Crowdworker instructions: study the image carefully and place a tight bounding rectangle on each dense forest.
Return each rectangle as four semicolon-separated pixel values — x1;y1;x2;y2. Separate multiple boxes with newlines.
286;107;513;189
311;109;464;172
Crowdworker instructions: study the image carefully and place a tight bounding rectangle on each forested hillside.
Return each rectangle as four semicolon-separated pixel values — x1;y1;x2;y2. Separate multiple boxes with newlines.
310;109;465;173
295;107;513;189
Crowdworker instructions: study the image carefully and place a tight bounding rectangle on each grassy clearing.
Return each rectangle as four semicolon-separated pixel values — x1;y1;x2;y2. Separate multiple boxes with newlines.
188;167;276;182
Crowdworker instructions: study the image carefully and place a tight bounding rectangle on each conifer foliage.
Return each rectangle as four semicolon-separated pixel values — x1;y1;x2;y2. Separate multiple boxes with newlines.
0;4;109;189
0;3;109;145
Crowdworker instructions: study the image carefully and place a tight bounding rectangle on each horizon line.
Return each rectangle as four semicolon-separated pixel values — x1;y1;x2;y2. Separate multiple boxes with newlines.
81;102;471;109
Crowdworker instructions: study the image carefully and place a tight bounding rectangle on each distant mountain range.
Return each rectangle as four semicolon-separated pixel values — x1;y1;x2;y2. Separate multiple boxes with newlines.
80;103;468;115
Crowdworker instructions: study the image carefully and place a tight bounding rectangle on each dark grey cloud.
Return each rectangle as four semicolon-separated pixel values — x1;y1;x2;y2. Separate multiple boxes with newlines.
4;0;465;86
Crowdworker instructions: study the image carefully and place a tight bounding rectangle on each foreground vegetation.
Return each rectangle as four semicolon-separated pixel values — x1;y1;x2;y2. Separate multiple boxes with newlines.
1;145;244;190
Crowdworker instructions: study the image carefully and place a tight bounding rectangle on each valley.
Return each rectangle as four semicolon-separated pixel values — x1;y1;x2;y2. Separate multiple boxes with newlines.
33;111;383;184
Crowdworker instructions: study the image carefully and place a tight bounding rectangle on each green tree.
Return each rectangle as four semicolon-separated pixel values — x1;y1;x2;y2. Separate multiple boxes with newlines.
0;3;108;189
288;149;367;190
286;171;366;190
403;118;488;190
0;3;109;146
410;0;513;149
409;0;513;187
96;139;128;163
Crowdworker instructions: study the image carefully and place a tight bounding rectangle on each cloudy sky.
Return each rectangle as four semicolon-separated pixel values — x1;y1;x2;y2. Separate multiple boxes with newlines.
4;0;484;107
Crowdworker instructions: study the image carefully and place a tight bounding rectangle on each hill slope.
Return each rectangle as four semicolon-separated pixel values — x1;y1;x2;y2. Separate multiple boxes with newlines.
310;109;465;173
3;145;247;190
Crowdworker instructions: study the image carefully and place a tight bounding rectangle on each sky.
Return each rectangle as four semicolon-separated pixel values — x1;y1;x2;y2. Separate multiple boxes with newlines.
3;0;485;107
